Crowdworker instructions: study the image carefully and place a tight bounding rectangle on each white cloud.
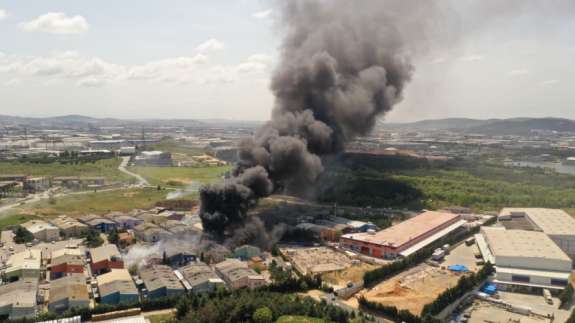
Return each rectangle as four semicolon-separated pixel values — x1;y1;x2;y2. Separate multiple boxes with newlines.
0;9;8;21
541;79;559;86
236;54;273;74
430;57;447;65
19;12;89;35
195;39;225;53
4;79;21;87
506;68;529;77
77;77;105;88
460;55;484;62
0;51;273;87
252;9;273;19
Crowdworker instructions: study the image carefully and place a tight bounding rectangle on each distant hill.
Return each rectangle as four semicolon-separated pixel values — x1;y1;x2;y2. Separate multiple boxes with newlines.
385;117;575;135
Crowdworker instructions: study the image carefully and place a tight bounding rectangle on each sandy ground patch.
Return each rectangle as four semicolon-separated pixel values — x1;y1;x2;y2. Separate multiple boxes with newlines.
323;263;380;287
363;263;464;315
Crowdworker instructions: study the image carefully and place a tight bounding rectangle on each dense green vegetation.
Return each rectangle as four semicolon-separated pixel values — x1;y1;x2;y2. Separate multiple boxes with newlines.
175;290;351;323
318;155;575;212
128;165;231;188
560;284;574;308
0;158;132;183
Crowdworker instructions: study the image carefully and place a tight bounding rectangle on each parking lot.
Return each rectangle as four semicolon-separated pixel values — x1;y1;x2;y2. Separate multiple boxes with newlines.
442;241;481;272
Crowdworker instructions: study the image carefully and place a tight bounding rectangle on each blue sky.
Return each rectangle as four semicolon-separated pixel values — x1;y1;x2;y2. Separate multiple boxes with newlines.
0;0;574;122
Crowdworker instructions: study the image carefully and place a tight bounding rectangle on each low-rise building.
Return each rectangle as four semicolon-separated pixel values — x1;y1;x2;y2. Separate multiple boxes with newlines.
134;151;173;167
233;245;262;260
106;214;144;230
50;215;89;238
89;244;124;276
0;278;38;320
134;223;171;243
214;259;266;290
21;220;60;242
177;262;224;294
96;269;139;305
49;248;85;280
139;265;185;299
478;226;572;291
48;274;89;313
4;249;42;281
23;176;50;193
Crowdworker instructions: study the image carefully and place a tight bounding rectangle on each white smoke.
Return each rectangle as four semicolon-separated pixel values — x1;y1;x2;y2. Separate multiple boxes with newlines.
166;181;201;200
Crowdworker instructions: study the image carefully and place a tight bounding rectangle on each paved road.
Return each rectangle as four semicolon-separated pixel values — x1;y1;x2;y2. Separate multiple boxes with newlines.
118;156;150;187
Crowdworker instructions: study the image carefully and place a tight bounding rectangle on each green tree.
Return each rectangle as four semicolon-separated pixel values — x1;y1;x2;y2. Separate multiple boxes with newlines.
108;230;119;244
252;306;273;323
560;284;574;308
13;226;34;244
84;229;104;248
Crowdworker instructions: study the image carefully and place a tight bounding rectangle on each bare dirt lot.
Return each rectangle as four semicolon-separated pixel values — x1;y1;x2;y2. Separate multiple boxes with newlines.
467;300;551;323
323;263;380;288
361;263;465;315
442;241;481;272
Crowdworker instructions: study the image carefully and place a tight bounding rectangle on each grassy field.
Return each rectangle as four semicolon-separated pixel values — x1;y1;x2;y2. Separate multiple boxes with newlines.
150;138;205;156
129;165;231;187
146;313;175;323
0;158;132;183
276;316;325;323
9;188;167;217
0;214;37;230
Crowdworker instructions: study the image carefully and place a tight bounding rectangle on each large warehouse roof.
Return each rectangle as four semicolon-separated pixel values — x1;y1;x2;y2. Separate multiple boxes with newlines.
482;227;570;261
342;211;459;248
499;208;575;235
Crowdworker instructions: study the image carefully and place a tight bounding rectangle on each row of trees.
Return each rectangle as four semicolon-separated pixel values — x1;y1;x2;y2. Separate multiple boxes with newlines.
421;262;494;317
357;297;439;323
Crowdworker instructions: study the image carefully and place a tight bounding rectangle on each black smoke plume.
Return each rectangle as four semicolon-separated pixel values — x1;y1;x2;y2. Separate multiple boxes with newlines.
200;0;416;236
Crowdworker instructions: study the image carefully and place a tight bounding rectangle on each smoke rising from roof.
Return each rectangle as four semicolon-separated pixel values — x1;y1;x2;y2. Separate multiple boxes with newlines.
200;0;439;235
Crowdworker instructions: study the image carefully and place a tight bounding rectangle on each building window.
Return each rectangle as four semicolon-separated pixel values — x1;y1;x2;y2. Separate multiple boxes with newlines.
551;279;568;286
511;275;530;283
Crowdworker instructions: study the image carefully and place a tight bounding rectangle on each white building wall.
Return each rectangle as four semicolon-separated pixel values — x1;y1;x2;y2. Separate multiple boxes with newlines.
496;255;572;272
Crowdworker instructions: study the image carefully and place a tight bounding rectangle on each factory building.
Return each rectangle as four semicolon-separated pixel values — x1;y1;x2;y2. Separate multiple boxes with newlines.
139;265;185;299
50;215;89;238
340;211;465;259
4;249;42;281
48;274;90;313
0;278;38;320
96;269;139;305
20;220;60;242
477;227;572;291
214;259;266;290
89;244;124;276
499;208;575;259
176;262;225;294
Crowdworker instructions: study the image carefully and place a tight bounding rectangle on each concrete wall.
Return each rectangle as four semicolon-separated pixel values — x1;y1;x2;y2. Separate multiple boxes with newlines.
497;256;571;272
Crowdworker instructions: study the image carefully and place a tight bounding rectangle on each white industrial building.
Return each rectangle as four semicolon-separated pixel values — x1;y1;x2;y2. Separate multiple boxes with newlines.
477;226;572;291
499;208;575;259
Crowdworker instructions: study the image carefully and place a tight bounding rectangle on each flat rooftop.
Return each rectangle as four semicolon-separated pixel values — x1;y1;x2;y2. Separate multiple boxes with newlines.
342;211;459;248
482;227;571;262
499;208;575;236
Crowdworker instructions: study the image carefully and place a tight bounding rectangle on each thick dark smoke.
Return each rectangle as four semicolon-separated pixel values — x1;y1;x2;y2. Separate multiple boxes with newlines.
200;0;423;236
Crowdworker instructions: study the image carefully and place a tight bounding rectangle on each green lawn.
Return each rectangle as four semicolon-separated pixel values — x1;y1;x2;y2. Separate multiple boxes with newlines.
129;165;231;187
12;188;167;217
0;214;37;231
146;313;175;323
276;316;326;323
0;158;132;183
